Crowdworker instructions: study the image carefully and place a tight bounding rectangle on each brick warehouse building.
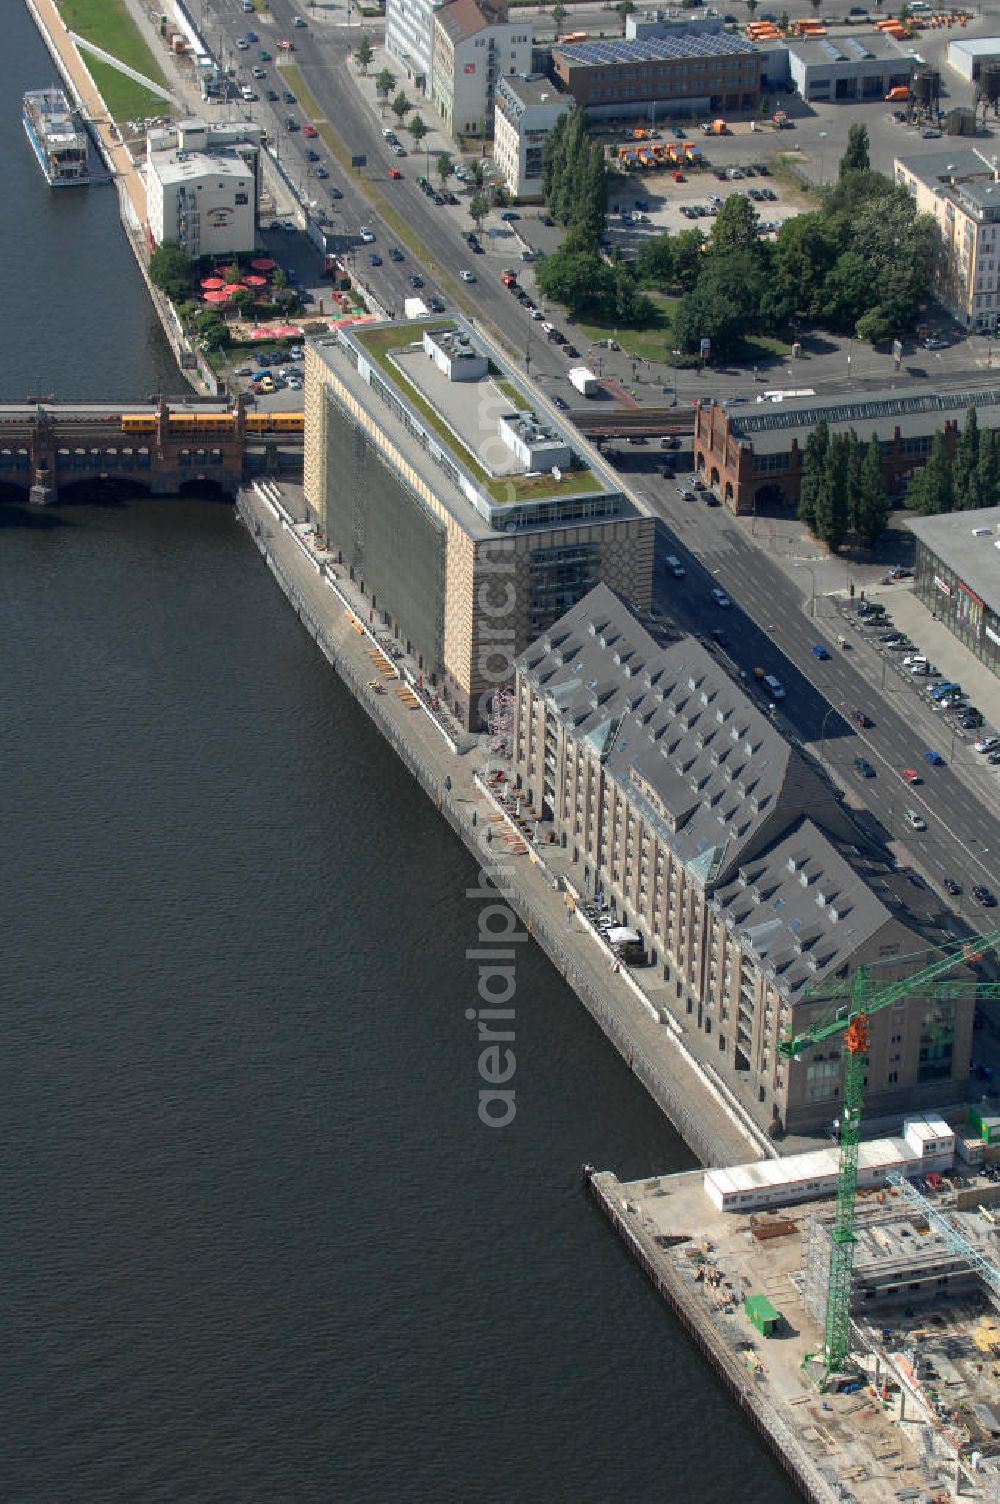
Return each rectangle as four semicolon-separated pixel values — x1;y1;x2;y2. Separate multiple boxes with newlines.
549;32;762;118
692;387;1000;516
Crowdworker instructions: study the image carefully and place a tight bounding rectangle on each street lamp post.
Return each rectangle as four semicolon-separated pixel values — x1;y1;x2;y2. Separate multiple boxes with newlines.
818;130;828;187
797;562;817;617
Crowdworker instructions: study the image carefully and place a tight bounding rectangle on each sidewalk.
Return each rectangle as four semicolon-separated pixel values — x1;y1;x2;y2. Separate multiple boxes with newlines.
240;477;794;1169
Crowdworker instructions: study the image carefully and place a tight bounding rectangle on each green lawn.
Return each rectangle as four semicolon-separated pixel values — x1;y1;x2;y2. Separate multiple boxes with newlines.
60;0;168;119
496;378;530;411
354;323;601;503
577;293;679;365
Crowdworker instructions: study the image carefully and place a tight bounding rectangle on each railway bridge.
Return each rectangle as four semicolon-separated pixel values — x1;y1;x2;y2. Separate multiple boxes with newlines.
0;400;303;504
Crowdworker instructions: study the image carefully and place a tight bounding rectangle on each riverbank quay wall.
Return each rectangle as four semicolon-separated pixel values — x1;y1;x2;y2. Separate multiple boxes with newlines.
23;0;217;396
235;481;768;1170
587;1168;838;1504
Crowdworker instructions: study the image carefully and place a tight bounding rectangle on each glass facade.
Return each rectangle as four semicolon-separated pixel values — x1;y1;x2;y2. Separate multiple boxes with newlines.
914;539;1000;679
323;390;446;675
529;542;600;636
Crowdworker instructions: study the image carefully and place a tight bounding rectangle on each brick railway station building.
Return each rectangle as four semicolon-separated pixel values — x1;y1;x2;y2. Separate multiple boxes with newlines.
693;387;1000;516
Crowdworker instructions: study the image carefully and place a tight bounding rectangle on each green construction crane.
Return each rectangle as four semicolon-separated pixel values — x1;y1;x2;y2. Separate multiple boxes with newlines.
777;926;1000;1375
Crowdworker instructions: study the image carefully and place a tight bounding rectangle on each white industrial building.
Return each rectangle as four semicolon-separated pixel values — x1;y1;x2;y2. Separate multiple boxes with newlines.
947;35;1000;83
786;31;915;103
704;1116;955;1214
494;74;572;199
431;0;532;139
145;120;260;258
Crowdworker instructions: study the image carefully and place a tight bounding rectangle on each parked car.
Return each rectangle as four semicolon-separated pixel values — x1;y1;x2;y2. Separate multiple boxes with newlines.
901;768;921;784
811;643;830;660
389;246;403;262
853;710;873;728
855;756;876;778
905;809;927;831
711;587;731;607
974;885;997;907
944;878;962;896
460;269;476;282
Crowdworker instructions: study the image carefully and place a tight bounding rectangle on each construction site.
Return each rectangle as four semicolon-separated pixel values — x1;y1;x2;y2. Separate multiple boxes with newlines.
589;932;1000;1503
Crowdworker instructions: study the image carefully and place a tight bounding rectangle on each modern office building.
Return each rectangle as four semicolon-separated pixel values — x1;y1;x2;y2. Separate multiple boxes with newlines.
549;31;762;118
514;584;971;1136
431;0;532;138
786;32;914;103
494;74;572;199
145;124;257;257
303;318;654;728
694;386;1000;516
386;0;445;94
908;506;1000;680
896;148;1000;331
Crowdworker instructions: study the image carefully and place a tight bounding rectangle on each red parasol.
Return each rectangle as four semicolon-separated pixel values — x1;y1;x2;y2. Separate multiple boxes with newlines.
243;274;267;287
200;276;224;290
203;288;230;303
251;257;276;271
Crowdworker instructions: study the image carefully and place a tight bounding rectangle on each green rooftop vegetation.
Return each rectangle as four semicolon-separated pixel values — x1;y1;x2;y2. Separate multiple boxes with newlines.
350;323;605;505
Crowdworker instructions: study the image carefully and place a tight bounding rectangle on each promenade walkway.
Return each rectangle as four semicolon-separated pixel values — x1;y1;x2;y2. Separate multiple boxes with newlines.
25;0;148;231
239;479;785;1171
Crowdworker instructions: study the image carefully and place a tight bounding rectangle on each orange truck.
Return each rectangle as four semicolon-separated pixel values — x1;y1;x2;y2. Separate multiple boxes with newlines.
885;85;910;101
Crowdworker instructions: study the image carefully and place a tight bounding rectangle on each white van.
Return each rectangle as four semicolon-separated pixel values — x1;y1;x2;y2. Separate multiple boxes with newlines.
241;84;255;100
762;674;785;700
665;555;685;578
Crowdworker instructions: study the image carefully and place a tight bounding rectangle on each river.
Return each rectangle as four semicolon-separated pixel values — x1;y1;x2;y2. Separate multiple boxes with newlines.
1;7;798;1500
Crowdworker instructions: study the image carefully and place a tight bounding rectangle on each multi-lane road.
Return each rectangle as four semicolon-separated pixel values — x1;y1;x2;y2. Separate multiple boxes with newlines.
641;477;1000;915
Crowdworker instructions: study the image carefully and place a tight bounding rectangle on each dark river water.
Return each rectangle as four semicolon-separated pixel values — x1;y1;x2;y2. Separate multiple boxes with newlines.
1;7;799;1500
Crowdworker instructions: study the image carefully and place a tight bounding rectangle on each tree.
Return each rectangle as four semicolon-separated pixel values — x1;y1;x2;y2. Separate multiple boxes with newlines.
391;91;411;126
952;404;980;509
798;418;829;530
149;241;193;303
672;227;706;291
222;262;243;285
673;284;744;358
745;0;758;15
535;246;610;314
813;435;850;550
469;191;490;231
552;0;568;29
907;431;953;515
272;267;288;291
437;151;454;186
354;33;374;73
618;0;635;32
634;233;675;287
844;429;864;535
839;123;870;178
193;310;229;350
409;113;428;143
709;192;762;256
857;435;889;547
229;287;256;319
375;67;397;107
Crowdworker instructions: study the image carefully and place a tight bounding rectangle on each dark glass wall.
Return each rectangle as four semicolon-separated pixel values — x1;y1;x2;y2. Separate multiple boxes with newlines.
324;390;446;674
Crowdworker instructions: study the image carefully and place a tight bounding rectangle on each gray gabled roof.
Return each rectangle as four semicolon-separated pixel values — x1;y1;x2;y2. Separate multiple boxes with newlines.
517;584;932;997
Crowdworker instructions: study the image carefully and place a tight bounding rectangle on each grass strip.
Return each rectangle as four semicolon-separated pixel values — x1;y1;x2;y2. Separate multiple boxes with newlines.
59;0;169;120
354;323;600;502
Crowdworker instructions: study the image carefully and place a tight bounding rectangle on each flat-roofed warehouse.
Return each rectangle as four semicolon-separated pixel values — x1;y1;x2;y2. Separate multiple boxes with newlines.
695;385;1000;516
907;506;1000;681
786;31;915;103
549;32;762;117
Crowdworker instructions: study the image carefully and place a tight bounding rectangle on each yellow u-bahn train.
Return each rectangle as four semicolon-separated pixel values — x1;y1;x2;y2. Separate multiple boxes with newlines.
244;412;304;435
118;410;304;436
